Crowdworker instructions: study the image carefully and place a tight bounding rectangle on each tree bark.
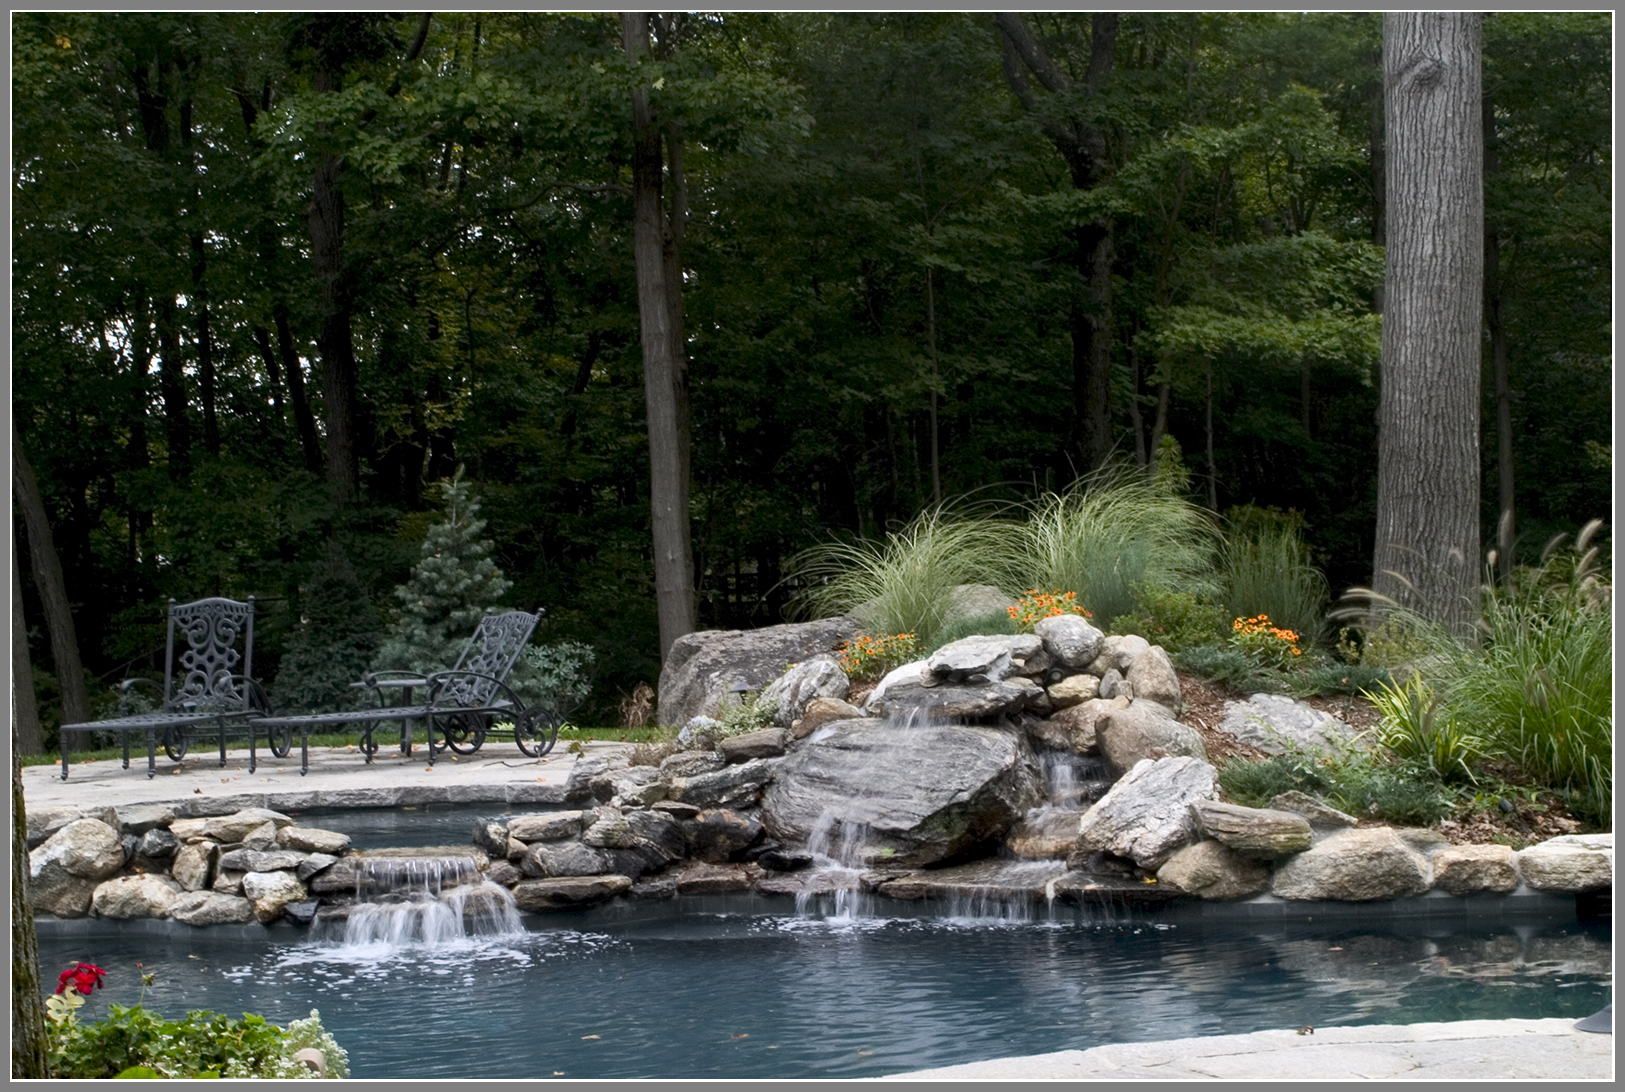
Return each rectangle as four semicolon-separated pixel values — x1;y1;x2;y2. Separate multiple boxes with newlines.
12;695;50;1077
1483;94;1514;583
995;12;1119;473
155;295;191;481
12;440;91;730
11;540;45;755
1373;12;1483;638
622;11;696;660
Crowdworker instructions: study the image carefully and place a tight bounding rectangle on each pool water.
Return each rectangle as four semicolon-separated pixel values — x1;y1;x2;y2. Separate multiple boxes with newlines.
37;911;1610;1079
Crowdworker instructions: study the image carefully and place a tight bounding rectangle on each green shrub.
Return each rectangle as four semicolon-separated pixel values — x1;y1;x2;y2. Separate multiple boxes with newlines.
1218;754;1328;807
1293;663;1395;697
1108;583;1226;653
273;545;383;715
932;610;1017;648
508;640;597;717
1220;508;1328;648
49;1000;345;1079
1366;673;1488;784
789;507;1019;652
1171;644;1270;691
1015;470;1218;625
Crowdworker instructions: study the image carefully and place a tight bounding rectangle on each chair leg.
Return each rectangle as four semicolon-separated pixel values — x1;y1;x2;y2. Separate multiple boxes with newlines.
122;731;131;771
218;722;228;767
247;717;257;775
60;732;70;781
146;728;157;779
300;729;309;776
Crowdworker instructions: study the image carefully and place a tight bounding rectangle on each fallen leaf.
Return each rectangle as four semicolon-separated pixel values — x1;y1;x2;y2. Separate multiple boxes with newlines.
731;1034;749;1040
581;1035;600;1040
553;1073;564;1077
425;767;434;772
1329;947;1343;951
857;1049;873;1056
193;788;203;794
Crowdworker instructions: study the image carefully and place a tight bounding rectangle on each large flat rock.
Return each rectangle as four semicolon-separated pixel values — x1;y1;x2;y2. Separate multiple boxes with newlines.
657;618;860;727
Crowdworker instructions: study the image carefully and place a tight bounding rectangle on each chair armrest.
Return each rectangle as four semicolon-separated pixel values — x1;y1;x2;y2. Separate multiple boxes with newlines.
118;677;164;717
359;670;433;689
226;675;273;716
424;670;525;712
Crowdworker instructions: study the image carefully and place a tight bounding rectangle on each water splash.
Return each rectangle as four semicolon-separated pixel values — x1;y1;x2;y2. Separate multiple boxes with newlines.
314;856;522;947
794;810;876;921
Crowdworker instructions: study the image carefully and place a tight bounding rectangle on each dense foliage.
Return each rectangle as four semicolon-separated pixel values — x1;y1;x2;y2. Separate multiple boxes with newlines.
12;13;1610;730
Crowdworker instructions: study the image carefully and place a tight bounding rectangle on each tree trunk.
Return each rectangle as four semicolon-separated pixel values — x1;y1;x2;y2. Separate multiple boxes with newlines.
12;699;50;1077
622;11;696;660
1373;12;1483;638
155;296;191;481
1483;94;1513;582
11;540;45;755
274;304;325;475
12;439;91;729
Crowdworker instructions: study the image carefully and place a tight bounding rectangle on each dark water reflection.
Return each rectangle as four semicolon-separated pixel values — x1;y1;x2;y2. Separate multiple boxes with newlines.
37;913;1610;1079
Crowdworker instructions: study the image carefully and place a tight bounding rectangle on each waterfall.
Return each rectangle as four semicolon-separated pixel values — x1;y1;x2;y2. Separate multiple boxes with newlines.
794;809;877;921
314;856;523;946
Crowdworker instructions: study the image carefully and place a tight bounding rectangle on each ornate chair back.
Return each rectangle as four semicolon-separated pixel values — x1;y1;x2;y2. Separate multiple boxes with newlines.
162;597;257;713
438;609;541;708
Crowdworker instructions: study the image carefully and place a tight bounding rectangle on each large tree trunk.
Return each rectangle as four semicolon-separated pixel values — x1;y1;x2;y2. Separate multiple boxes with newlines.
155;296;191;481
1483;94;1514;583
12;440;91;729
1373;12;1483;638
995;12;1119;474
11;541;45;755
622;11;696;661
12;702;50;1077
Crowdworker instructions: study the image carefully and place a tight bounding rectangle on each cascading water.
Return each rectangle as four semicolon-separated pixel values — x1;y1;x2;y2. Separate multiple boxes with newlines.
793;810;877;921
313;856;523;946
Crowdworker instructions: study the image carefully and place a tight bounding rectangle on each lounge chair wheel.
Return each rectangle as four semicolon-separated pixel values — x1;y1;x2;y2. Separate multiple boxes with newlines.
516;708;560;758
267;723;294;758
359;730;379;758
162;726;190;762
441;713;487;755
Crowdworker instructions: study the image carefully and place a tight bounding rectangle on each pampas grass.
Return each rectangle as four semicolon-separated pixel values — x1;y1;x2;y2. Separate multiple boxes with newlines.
1220;520;1329;647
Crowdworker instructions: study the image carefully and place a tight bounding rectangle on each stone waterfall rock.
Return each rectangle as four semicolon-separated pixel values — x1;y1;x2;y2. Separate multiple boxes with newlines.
864;675;1043;721
1040;697;1127;755
792;697;864;739
1516;834;1613;893
276;826;352;855
1189;800;1312;859
241;870;309;924
1125;645;1182;711
91;874;183;919
1071;756;1219;870
1431;844;1520;895
1216;694;1360;756
1086;634;1151;676
685;809;764;862
925;635;1043;683
169;891;257;926
1270;828;1431;901
1034;615;1105;669
1046;673;1101;708
169;808;294;844
29;871;99;918
759;656;850;728
719;728;788;762
668;758;776;809
1156;840;1271;900
31;818;126;882
657;617;861;727
508;811;589;843
1096;703;1208;775
513;875;633;910
1006;809;1090;860
760;717;1045;869
1268;791;1359;833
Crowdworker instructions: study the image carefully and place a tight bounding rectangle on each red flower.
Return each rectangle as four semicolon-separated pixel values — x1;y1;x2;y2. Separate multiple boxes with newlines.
55;962;106;996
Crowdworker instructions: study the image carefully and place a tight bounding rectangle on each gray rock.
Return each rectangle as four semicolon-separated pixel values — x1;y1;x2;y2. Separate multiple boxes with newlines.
1271;828;1431;901
522;841;612;879
659;750;727;779
170;842;220;892
631;876;679;900
875;858;1066;903
1035;615;1105;669
1097;703;1208;775
719;728;788;762
1016;647;1054;678
676;717;724;750
169;891;256;926
1432;844;1520;895
1156;840;1271;900
1047;673;1100;708
276;826;352;855
1517;834;1613;893
926;635;1042;683
686;809;764;862
941;583;1017;626
669;758;776;809
563;756;613;801
485;860;522;887
1041;697;1127;756
865;675;1042;721
512;875;632;911
281;899;321;927
1189;801;1312;859
170;808;293;844
670;861;759;895
508;811;588;843
581;808;637;849
1096;668;1129;700
241;821;280;850
1006;809;1090;860
759;656;851;727
137;828;179;859
31;819;126;881
792;696;864;740
1126;645;1181;711
1217;694;1360;756
29;869;98;918
241;871;308;924
296;853;340;882
219;848;308;873
471;821;509;857
212;869;247;896
657;617;860;727
27;805;86;848
624;808;687;867
861;659;932;712
1073;756;1219;870
1086;634;1151;675
118;803;178;836
761;718;1045;869
92;874;182;919
1268;791;1359;831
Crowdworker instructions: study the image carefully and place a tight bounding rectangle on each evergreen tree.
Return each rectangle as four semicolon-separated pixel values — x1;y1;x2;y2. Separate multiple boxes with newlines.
372;468;513;676
272;545;384;714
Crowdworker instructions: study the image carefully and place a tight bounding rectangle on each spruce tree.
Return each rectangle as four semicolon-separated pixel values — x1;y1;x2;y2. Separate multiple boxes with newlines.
273;544;383;714
372;468;513;676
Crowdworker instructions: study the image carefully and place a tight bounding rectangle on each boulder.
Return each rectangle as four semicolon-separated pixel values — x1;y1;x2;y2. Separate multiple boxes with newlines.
31;819;126;881
1046;674;1100;708
170;842;220;892
1125;645;1181;711
1006;809;1089;860
581;808;636;849
1034;614;1105;669
219;848;308;874
759;656;850;727
212;870;247;896
471;821;510;858
512;875;633;910
118;803;177;836
659;751;727;779
92;874;182;919
1072;756;1218;870
1042;697;1127;756
1096;668;1129;700
29;869;98;918
761;718;1045;869
792;697;864;740
1156;840;1271;900
941;583;1017;626
564;756;624;802
670;861;759;895
865;675;1043;721
27;805;88;849
296;853;340;882
276;827;352;855
1086;634;1150;676
669;758;776;809
612;778;669;808
657;617;860;727
241;821;280;850
861;659;931;712
136;828;179;860
241;871;308;924
686;809;763;862
191;808;295;843
169;891;256;926
624;808;687;868
925;635;1042;684
719;728;789;763
485;861;522;887
1517;834;1613;893
508;811;589;843
1189;801;1312;859
521;841;612;879
1431;844;1520;895
1268;791;1359;832
875;858;1065;904
1270;828;1430;901
1216;694;1359;756
1096;703;1208;775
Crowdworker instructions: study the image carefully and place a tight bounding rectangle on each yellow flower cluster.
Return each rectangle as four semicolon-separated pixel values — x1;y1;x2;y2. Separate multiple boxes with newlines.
838;632;920;681
1008;589;1092;631
1230;613;1303;667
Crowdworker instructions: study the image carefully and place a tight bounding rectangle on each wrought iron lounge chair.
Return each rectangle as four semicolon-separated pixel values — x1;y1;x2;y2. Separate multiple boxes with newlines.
250;608;559;773
58;596;273;780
